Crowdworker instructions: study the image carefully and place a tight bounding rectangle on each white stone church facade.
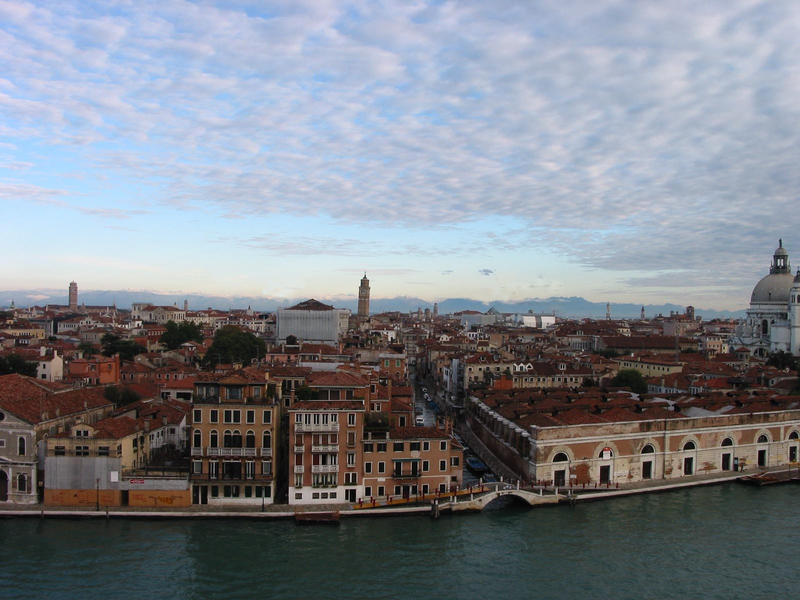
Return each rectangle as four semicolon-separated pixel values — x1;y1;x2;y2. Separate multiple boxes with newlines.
734;240;800;357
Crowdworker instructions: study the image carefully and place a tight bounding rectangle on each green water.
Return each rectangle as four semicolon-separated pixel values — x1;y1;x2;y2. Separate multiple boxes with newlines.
2;484;797;599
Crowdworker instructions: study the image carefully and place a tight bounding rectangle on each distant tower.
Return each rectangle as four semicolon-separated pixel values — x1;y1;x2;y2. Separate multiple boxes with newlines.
184;299;189;311
686;306;695;320
358;273;370;319
640;306;645;320
424;308;431;321
606;302;611;320
68;281;78;311
433;302;439;318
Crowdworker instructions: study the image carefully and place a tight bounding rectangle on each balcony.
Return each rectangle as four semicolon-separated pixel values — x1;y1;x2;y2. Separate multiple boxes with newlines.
311;464;339;474
207;447;258;457
294;445;305;453
294;465;304;474
392;471;421;479
260;447;272;457
311;444;339;453
190;447;203;456
294;423;339;433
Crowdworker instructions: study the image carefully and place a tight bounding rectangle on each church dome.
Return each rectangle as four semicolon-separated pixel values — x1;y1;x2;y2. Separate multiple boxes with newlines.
751;272;795;305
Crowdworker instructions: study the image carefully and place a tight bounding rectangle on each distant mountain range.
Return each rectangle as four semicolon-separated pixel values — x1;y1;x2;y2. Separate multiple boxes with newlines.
0;289;746;320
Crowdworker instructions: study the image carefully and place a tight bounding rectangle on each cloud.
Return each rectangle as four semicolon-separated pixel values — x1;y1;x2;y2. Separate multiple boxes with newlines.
478;268;494;276
2;0;800;300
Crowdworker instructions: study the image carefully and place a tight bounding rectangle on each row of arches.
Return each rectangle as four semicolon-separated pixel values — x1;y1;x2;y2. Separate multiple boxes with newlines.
547;430;800;484
193;430;271;449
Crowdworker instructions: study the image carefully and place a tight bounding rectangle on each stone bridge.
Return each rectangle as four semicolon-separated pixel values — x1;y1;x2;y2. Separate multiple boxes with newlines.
448;483;562;512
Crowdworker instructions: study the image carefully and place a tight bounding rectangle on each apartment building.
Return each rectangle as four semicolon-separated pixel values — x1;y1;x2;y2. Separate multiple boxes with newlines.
190;371;279;505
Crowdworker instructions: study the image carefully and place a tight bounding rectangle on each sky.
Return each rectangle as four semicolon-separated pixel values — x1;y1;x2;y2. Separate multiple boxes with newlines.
2;0;800;310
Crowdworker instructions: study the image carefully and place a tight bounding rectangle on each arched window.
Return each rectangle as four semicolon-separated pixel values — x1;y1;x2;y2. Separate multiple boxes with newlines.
553;452;569;462
232;430;242;448
210;430;218;448
262;431;272;449
17;473;27;493
598;448;613;458
789;431;799;440
757;435;769;444
721;438;733;447
223;430;232;448
192;430;201;447
683;441;696;451
245;431;256;449
641;444;655;454
18;436;26;456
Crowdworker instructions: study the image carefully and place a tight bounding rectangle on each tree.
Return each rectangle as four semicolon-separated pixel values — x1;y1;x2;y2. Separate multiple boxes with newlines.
767;351;798;372
101;333;145;362
104;385;141;408
78;342;98;356
0;354;37;377
159;320;203;350
202;326;266;368
610;369;648;395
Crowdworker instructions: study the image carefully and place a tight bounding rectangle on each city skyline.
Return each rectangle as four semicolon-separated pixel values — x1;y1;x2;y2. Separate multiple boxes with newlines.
3;1;800;310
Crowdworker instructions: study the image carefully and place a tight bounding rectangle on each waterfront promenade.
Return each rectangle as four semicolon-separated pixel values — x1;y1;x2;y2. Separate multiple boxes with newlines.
2;465;795;519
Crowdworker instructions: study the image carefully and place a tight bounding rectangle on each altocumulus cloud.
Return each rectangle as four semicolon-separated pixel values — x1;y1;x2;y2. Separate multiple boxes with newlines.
1;0;800;290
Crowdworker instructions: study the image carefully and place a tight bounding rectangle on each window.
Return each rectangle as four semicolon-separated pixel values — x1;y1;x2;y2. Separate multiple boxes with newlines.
399;416;406;427
378;461;385;473
262;410;271;424
18;436;26;456
393;442;404;452
192;460;203;474
365;486;372;498
75;445;90;456
410;442;420;451
210;430;218;448
364;442;373;453
54;445;66;456
246;410;255;424
246;431;256;448
224;410;241;424
365;462;373;474
193;409;202;423
683;441;696;451
451;456;459;467
347;431;356;446
423;441;430;452
377;443;387;452
98;446;110;456
210;410;218;423
422;460;429;472
348;413;356;426
262;460;272;475
262;431;272;449
757;434;769;444
295;413;302;424
393;485;401;496
211;485;219;497
245;461;255;479
378;486;385;497
228;387;242;400
440;441;447;451
439;460;446;471
17;474;27;493
193;430;201;447
347;452;356;467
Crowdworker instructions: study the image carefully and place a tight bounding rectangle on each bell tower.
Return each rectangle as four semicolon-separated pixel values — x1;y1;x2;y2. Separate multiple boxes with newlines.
358;273;370;319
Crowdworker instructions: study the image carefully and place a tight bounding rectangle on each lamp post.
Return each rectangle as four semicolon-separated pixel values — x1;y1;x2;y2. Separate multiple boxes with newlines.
95;477;100;511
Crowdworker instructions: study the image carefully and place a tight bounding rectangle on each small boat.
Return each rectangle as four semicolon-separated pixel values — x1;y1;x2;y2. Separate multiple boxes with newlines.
294;511;341;525
738;471;800;486
465;457;489;475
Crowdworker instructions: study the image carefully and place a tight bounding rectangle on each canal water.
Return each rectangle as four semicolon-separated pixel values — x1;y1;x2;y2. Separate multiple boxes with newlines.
2;484;797;599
